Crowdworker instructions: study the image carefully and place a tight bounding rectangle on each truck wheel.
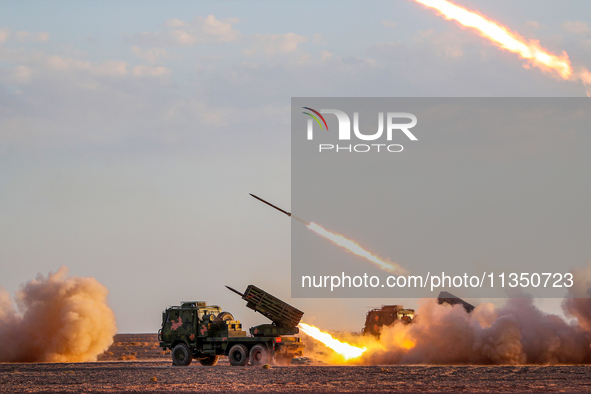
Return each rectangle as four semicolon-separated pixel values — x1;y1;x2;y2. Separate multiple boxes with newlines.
228;344;249;366
199;356;219;366
215;312;234;322
172;343;192;366
249;344;270;366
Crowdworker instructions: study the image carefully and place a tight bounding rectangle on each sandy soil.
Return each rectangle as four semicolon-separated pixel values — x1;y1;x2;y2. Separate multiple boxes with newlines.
2;362;591;393
1;335;590;393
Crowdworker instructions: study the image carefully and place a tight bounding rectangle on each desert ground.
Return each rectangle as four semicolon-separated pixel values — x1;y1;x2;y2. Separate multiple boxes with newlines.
1;334;590;393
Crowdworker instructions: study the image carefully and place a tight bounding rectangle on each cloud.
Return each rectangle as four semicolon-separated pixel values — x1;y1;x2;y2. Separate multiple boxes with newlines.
45;55;128;76
199;15;239;42
312;33;325;45
562;21;590;35
171;29;200;46
129;31;170;47
525;21;541;30
93;60;128;76
3;8;588;154
131;46;167;63
45;55;92;71
0;28;9;43
246;33;307;55
132;65;171;77
15;31;49;42
163;18;186;28
416;29;465;59
382;20;397;28
128;14;239;47
11;65;35;83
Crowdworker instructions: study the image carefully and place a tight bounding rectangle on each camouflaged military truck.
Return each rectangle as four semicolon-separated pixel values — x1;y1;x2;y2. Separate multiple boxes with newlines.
158;285;304;366
362;305;415;337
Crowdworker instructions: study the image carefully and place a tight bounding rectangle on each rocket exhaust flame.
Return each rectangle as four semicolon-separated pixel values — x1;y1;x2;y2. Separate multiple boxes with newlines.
298;322;367;361
411;0;591;93
305;222;408;275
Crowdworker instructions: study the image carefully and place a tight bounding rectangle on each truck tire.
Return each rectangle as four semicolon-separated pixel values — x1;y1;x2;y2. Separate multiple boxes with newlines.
199;355;219;366
215;312;234;322
172;343;192;366
249;344;270;366
228;344;249;366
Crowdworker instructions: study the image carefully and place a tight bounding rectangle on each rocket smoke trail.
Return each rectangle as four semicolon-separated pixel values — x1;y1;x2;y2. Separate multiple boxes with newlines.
411;0;591;95
250;194;408;275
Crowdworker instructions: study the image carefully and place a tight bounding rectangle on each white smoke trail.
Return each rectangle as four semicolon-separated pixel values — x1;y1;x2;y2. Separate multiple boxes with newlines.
0;266;117;362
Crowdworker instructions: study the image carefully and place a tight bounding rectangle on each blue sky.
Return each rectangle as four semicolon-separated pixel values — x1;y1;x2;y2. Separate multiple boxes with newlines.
1;0;590;332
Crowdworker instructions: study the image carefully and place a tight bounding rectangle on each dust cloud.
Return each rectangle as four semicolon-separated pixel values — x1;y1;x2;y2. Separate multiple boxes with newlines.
562;262;591;330
0;266;117;362
305;262;591;365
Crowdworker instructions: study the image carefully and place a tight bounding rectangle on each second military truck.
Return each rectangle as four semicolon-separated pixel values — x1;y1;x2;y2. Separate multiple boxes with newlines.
159;285;305;366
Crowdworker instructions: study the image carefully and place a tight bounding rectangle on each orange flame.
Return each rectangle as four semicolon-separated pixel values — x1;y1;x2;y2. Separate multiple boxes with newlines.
298;323;367;361
411;0;591;91
306;222;408;275
298;322;416;364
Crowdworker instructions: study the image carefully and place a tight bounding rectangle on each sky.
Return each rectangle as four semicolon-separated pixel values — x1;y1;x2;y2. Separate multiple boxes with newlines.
1;0;591;333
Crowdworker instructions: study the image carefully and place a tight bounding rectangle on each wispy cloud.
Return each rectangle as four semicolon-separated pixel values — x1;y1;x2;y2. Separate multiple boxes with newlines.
132;65;171;77
45;56;128;76
0;28;9;43
131;46;167;64
129;15;240;47
15;31;50;42
245;33;307;55
562;21;590;35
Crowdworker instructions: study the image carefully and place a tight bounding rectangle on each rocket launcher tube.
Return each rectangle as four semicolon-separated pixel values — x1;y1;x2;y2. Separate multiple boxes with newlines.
225;285;245;298
226;284;304;328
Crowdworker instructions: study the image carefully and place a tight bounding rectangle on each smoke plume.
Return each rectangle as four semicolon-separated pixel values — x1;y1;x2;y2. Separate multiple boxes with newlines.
0;266;117;362
305;261;591;365
563;263;591;331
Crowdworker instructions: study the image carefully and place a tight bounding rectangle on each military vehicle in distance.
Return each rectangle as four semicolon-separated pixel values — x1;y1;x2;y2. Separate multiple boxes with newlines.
362;305;415;337
362;292;475;337
159;285;304;366
437;291;475;313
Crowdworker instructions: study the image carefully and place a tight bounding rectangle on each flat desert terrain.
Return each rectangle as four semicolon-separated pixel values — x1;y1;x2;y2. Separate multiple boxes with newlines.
1;334;590;393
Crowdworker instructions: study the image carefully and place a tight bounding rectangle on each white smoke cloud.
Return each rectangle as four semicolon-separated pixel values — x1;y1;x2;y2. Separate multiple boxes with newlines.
0;266;117;362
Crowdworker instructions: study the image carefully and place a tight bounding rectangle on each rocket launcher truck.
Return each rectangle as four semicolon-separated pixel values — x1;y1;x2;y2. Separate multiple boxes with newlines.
159;285;304;366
